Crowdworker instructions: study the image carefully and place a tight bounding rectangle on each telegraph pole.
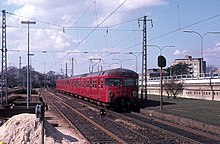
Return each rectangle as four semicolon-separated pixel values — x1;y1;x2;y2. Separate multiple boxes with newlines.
1;10;8;105
139;16;153;99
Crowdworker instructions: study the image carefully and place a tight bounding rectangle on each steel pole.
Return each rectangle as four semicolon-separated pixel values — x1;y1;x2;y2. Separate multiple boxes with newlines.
21;20;36;109
27;22;30;109
160;66;163;110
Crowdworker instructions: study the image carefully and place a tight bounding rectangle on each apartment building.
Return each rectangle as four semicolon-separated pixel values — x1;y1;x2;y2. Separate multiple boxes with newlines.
173;55;206;77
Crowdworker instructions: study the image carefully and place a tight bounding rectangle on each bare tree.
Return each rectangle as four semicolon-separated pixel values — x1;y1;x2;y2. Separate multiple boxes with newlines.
164;79;184;99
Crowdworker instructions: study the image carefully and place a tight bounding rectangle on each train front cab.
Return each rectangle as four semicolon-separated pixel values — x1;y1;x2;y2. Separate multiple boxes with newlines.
105;74;139;111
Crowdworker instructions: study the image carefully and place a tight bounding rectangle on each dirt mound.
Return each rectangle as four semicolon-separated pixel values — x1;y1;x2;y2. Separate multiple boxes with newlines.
0;113;79;144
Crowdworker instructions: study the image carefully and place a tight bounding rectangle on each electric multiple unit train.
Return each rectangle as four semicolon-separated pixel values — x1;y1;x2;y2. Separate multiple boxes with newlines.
56;68;139;110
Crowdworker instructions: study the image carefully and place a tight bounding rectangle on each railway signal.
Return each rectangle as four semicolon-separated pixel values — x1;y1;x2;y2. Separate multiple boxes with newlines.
158;55;166;68
158;55;166;110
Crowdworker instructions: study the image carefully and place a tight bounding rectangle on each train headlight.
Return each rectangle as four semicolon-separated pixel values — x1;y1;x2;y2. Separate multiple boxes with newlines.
133;91;137;97
109;91;114;98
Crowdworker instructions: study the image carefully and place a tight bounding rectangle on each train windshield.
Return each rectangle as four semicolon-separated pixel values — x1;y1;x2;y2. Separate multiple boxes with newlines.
124;78;137;86
106;78;122;86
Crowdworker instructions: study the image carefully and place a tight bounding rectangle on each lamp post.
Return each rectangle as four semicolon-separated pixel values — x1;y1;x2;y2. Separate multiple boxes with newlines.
29;53;34;99
183;30;220;75
21;20;36;109
148;45;175;55
112;58;131;69
125;52;141;72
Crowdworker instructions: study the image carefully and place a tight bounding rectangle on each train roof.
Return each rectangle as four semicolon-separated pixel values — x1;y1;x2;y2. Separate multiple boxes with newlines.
59;68;137;80
102;68;137;75
87;68;137;77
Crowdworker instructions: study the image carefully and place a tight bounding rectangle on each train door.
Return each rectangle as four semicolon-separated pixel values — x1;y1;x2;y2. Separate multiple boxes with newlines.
93;78;99;100
74;79;77;94
85;79;90;98
70;79;74;94
77;79;80;95
99;78;106;102
79;79;83;96
67;80;70;93
97;78;101;101
89;77;92;99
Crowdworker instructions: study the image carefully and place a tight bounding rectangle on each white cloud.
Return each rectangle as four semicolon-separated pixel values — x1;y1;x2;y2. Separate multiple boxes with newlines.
172;50;182;56
123;0;168;10
3;0;169;72
172;50;188;57
205;42;220;56
203;42;220;67
94;0;168;26
15;4;44;20
5;0;41;5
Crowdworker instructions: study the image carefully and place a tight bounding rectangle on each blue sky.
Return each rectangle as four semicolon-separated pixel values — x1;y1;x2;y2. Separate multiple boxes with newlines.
1;0;220;75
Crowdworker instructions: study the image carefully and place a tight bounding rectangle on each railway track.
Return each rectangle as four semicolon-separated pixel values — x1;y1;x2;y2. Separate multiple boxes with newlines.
121;112;220;143
41;89;124;143
41;89;220;143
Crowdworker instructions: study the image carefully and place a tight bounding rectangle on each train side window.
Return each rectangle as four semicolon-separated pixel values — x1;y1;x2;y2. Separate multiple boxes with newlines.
92;80;95;88
100;79;104;88
78;80;80;87
81;80;84;87
85;79;88;87
124;78;137;86
94;80;96;88
106;78;122;86
95;80;97;88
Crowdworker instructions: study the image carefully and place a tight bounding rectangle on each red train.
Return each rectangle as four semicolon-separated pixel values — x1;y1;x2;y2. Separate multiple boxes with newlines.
56;68;139;110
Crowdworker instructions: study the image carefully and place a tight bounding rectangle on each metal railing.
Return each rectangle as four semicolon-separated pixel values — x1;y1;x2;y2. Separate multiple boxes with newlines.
147;73;220;82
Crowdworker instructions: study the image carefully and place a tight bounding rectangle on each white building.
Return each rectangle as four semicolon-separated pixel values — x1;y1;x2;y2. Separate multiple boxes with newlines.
173;55;206;77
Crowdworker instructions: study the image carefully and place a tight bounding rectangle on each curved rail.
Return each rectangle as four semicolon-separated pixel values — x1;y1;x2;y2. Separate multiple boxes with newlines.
47;89;208;143
41;89;127;144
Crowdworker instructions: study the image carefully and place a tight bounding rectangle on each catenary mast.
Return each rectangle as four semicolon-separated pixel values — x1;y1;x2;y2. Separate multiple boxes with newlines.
1;10;8;105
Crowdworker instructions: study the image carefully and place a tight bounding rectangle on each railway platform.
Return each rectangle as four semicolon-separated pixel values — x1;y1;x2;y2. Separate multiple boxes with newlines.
0;91;87;143
140;94;220;135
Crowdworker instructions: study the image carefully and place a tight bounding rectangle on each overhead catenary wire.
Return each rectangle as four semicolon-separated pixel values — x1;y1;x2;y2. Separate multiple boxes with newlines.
73;23;142;69
47;0;128;71
148;13;220;42
5;13;141;32
7;11;63;28
72;0;95;44
74;1;95;23
4;1;220;74
94;0;99;26
73;12;220;71
107;17;143;28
